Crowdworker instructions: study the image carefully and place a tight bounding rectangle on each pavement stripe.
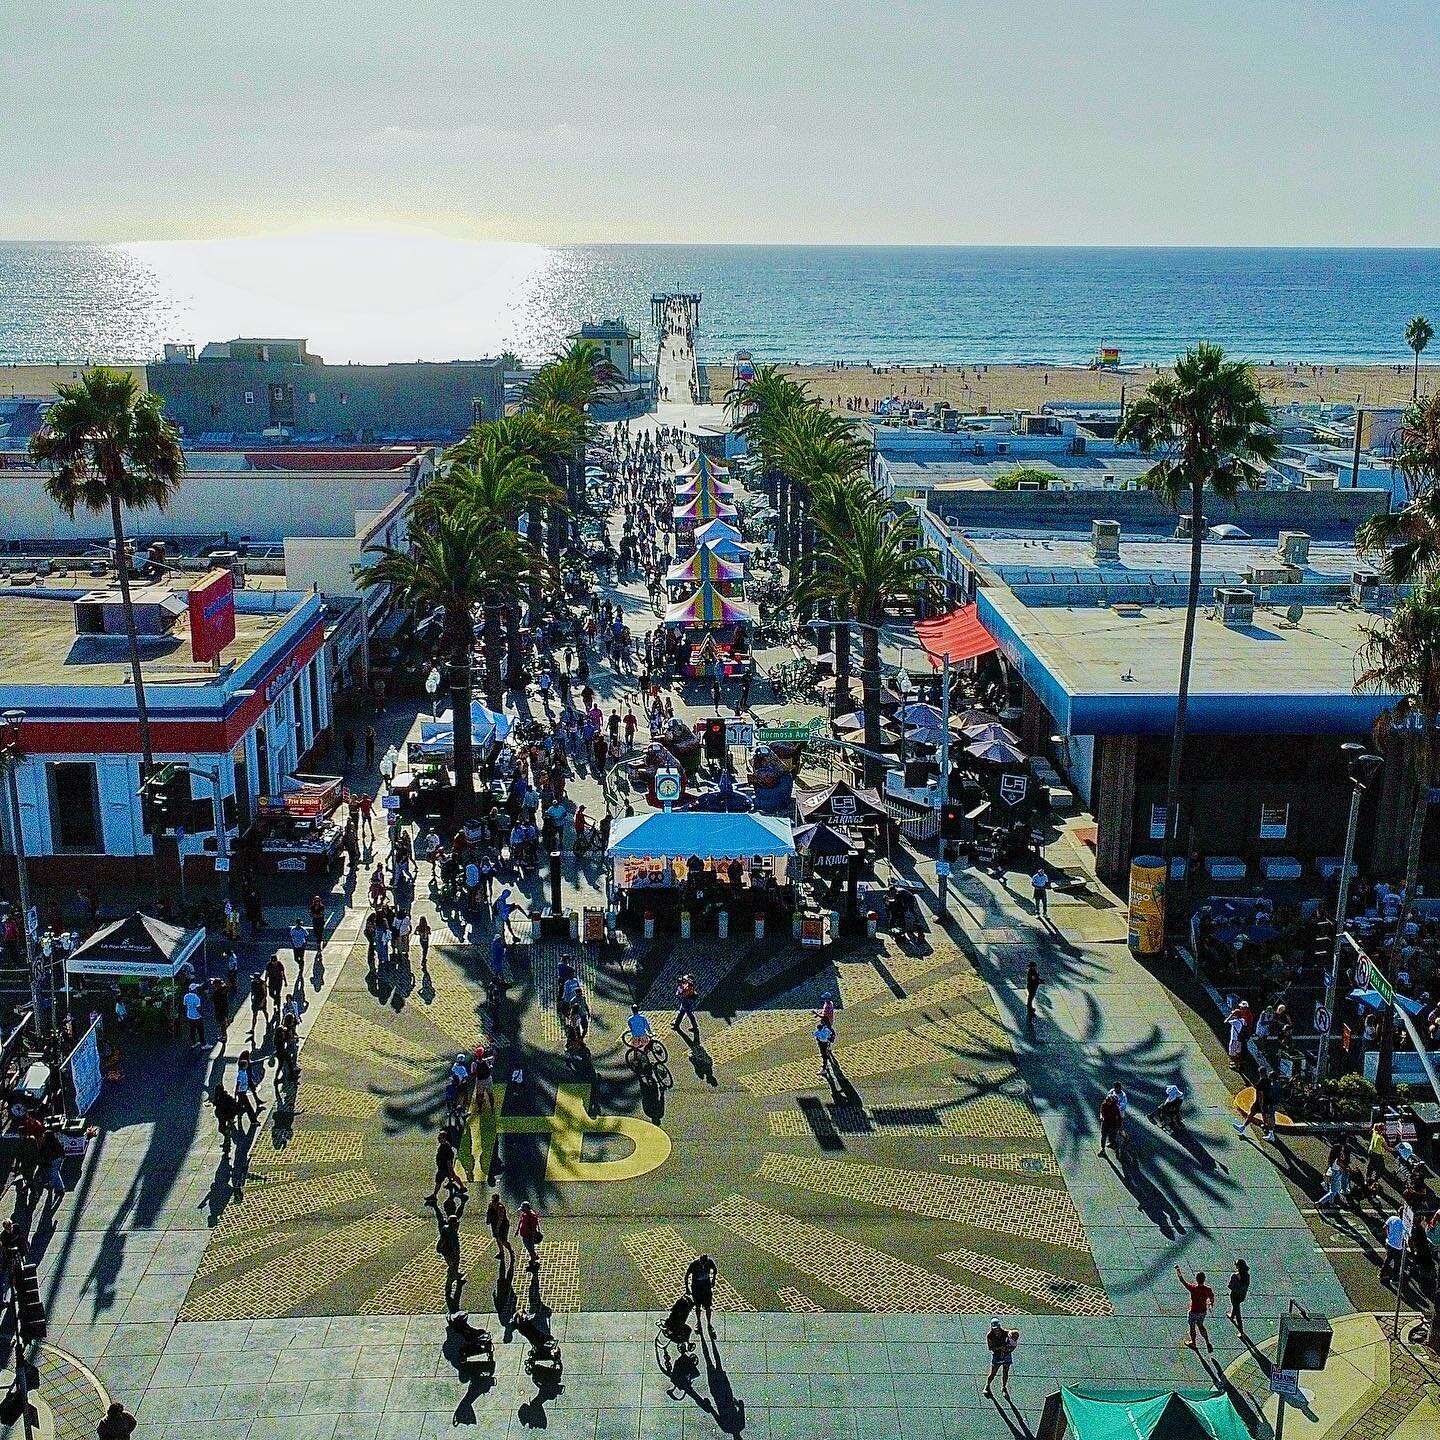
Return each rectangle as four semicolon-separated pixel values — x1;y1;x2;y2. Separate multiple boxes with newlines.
872;968;989;1016
736;1030;952;1096
619;1225;754;1312
936;1246;1112;1315
703;1010;815;1067
707;1194;994;1313
292;1081;384;1121
209;1167;378;1238
777;1286;824;1313
362;1233;492;1315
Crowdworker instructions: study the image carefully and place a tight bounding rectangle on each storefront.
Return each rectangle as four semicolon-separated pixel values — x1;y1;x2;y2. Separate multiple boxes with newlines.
251;775;344;875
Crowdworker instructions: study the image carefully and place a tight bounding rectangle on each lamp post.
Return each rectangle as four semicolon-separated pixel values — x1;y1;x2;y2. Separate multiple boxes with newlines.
0;710;44;1043
1316;743;1382;1084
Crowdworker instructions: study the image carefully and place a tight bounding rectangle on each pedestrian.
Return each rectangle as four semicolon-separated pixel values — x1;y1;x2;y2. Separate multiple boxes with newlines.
1233;1069;1276;1142
343;729;357;769
1098;1087;1124;1155
183;984;205;1048
1030;866;1050;917
1381;1209;1407;1288
490;932;507;989
266;952;286;1019
471;1045;495;1117
673;974;699;1038
1025;961;1041;1026
428;1127;467;1207
235;1049;264;1123
1361;1120;1390;1194
309;893;326;952
685;1253;718;1334
210;974;230;1035
359;792;374;840
982;1318;1016;1399
289;918;307;971
249;972;268;1040
1226;1258;1250;1335
437;1194;466;1311
416;915;431;964
486;1191;515;1270
97;1401;138;1439
40;1125;66;1202
210;1081;237;1143
1317;1154;1350;1209
815;1019;837;1079
364;725;377;770
517;1200;543;1270
1175;1266;1215;1353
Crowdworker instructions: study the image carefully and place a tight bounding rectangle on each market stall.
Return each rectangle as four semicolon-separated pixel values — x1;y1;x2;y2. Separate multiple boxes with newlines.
665;545;746;596
254;774;345;874
606;811;796;926
66;913;206;1029
693;519;748;558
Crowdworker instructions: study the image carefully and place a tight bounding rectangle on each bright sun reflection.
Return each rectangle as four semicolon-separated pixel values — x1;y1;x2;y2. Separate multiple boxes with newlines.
122;230;557;363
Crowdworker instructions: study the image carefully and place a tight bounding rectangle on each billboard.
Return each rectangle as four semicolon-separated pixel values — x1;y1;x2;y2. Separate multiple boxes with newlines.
188;568;236;663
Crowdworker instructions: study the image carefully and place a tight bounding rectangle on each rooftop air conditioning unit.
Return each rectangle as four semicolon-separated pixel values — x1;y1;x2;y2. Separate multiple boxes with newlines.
1245;564;1300;588
1277;531;1311;566
1091;519;1121;564
1351;569;1381;608
1215;586;1255;627
996;441;1009;455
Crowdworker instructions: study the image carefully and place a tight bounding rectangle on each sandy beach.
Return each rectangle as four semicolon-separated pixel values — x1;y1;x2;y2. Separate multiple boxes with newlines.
702;360;1432;416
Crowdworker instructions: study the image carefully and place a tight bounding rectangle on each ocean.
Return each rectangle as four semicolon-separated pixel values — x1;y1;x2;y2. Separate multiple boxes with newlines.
2;237;1438;369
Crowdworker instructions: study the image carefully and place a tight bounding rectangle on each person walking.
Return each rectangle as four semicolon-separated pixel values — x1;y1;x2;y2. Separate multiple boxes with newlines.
1226;1259;1250;1336
235;1050;264;1124
1175;1266;1216;1353
427;1127;467;1208
249;972;268;1041
815;1019;837;1080
183;984;205;1048
1025;961;1042;1027
210;974;230;1035
265;952;286;1022
685;1253;718;1336
1234;1069;1276;1142
1030;867;1050;918
437;1194;466;1311
289;919;307;975
1317;1154;1350;1210
517;1200;543;1271
673;974;700;1039
416;915;431;964
309;893;327;953
1098;1087;1124;1155
982;1319;1017;1399
210;1081;237;1145
1381;1209;1408;1289
486;1192;515;1272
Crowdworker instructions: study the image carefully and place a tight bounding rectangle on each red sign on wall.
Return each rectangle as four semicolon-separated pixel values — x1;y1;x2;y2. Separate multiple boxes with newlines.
188;569;237;663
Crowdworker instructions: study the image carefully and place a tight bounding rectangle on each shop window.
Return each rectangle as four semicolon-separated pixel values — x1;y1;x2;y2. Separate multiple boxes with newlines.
47;762;100;851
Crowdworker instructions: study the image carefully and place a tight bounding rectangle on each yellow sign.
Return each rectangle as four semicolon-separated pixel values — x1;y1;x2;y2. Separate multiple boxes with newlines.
1128;856;1166;956
460;1083;673;1185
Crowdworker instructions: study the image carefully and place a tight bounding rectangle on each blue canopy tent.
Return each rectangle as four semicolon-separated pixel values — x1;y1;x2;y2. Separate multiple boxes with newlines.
606;811;796;898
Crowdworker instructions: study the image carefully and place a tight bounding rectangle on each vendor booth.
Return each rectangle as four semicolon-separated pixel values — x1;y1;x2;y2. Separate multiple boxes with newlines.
254;774;344;874
66;913;206;1029
606;811;796;928
676;453;730;483
665;545;746;596
1037;1387;1250;1440
796;780;889;837
663;582;751;631
692;519;750;563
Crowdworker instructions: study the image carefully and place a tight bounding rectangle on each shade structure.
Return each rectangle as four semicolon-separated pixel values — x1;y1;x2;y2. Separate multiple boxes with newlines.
415;702;511;756
67;913;205;981
965;721;1020;746
665;546;746;586
676;453;729;481
954;708;1001;731
916;603;1000;665
675;470;735;498
793;821;859;869
1051;1388;1250;1440
796;780;889;825
607;811;794;860
663;581;751;629
966;736;1026;766
694;519;743;547
894;703;946;727
673;492;737;522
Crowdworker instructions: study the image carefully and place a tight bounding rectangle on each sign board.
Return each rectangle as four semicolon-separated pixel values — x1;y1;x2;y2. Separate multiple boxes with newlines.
1357;954;1396;1008
1149;803;1167;840
998;772;1029;807
1269;1369;1303;1403
188;568;237;663
725;719;755;748
213;855;230;873
756;718;823;743
381;793;401;812
65;1018;103;1116
1341;1022;1353;1053
1313;1003;1331;1035
654;769;683;805
1259;803;1290;841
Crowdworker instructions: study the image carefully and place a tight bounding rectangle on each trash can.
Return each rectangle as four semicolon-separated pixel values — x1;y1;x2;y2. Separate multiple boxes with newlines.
718;910;729;939
643;911;655;940
680;910;691;940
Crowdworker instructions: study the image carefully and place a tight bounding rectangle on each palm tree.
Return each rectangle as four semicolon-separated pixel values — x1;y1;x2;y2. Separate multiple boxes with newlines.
1406;316;1433;400
30;368;185;778
727;366;808;561
359;507;535;821
1355;573;1440;1092
1116;344;1279;913
796;480;936;786
1355;393;1440;580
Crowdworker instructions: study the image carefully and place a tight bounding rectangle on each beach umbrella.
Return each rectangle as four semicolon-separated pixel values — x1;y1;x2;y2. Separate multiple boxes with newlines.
965;737;1026;766
954;708;1001;731
964;721;1020;746
894;703;946;727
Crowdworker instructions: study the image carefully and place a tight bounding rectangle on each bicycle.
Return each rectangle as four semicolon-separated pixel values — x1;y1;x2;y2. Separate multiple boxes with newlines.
624;1034;673;1089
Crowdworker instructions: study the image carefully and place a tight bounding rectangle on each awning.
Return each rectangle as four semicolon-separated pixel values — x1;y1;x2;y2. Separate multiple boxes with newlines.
1054;1387;1251;1440
663;582;752;629
916;604;999;665
607;811;795;860
67;914;206;981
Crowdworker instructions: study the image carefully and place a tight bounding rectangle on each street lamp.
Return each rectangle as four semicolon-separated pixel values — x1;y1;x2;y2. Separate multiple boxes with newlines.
0;710;45;1044
1316;742;1383;1084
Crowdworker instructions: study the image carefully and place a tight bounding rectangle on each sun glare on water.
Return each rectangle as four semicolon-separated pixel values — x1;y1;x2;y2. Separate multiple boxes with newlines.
121;230;557;363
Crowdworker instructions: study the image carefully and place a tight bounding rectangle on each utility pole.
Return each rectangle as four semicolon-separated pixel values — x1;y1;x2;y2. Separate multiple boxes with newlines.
1;711;45;1048
937;652;952;915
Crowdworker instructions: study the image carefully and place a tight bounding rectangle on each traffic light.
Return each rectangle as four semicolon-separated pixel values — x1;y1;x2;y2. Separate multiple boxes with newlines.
141;763;190;836
702;718;726;761
16;1262;46;1341
940;801;965;840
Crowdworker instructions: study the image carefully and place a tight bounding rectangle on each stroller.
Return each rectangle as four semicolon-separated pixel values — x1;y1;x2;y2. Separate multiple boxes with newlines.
446;1312;495;1371
657;1295;696;1356
512;1309;563;1377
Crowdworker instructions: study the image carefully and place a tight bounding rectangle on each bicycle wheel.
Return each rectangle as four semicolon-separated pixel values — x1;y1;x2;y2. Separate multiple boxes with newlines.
651;1062;674;1090
624;1046;642;1072
650;1038;669;1064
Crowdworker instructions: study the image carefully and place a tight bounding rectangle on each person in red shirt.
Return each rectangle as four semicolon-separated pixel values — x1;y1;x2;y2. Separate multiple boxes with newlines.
517;1201;543;1271
1175;1266;1215;1353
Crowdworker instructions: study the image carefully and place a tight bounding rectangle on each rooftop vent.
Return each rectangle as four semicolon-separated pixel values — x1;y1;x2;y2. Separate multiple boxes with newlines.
73;587;184;639
1215;586;1255;628
1244;564;1301;588
1091;519;1121;564
1351;569;1381;609
1277;531;1311;566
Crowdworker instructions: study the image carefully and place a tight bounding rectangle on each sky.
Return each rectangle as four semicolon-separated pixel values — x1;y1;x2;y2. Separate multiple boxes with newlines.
4;0;1440;246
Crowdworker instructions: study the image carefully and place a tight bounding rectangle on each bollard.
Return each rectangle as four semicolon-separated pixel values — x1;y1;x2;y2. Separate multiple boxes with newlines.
680;910;692;940
718;909;729;940
829;910;840;940
755;912;766;940
569;913;579;941
644;911;655;941
866;910;878;939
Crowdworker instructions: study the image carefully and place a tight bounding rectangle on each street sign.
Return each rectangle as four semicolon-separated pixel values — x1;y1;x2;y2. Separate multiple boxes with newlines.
381;793;401;812
1357;954;1396;1007
756;718;822;743
725;719;755;748
213;855;230;873
1269;1369;1303;1402
1313;1003;1331;1035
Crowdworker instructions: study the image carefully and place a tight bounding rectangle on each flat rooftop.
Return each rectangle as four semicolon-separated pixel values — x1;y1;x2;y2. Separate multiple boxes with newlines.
885;454;1156;487
0;588;288;688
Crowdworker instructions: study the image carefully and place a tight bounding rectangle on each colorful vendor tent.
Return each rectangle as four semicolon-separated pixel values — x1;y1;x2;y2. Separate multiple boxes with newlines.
694;519;745;548
666;546;746;586
607;811;794;860
66;913;205;981
676;453;729;481
663;582;751;628
673;492;737;522
1042;1388;1250;1440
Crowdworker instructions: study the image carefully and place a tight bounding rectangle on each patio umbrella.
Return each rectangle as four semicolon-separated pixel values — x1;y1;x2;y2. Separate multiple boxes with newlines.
793;821;859;870
964;721;1020;746
894;703;946;727
965;737;1026;766
954;708;1001;730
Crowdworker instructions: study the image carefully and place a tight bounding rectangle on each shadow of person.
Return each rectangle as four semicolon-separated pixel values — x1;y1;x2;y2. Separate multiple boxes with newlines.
702;1344;746;1436
824;1060;860;1107
201;1149;234;1227
640;1078;668;1123
311;954;326;993
516;1368;564;1429
683;1034;718;1087
989;1391;1033;1438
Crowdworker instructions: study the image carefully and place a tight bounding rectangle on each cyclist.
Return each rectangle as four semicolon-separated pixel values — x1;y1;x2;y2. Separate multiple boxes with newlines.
627;1004;654;1053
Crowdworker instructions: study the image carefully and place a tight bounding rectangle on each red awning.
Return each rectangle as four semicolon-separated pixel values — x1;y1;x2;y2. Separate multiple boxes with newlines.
916;604;999;665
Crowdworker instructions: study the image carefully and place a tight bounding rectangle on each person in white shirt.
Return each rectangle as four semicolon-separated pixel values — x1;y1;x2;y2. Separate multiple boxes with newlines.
183;986;205;1048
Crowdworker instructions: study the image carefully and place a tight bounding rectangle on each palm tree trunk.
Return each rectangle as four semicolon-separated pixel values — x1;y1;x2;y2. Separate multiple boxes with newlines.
450;640;476;823
1376;784;1427;1093
526;500;544;613
834;612;853;715
776;470;790;562
546;502;565;569
1157;478;1205;921
860;622;883;790
110;494;155;773
483;603;504;710
1415;350;1422;401
504;605;525;691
